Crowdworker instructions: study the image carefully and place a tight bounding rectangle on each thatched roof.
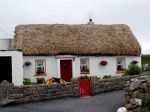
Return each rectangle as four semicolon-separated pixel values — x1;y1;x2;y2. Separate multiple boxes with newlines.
14;24;141;56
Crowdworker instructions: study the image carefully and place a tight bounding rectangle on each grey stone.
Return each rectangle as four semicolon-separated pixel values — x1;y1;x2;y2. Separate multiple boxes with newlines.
137;92;146;99
125;95;132;103
125;104;137;110
130;82;140;91
130;98;142;106
147;87;150;92
140;83;148;92
132;91;139;98
131;78;140;83
124;87;130;92
140;75;150;79
130;107;141;112
0;99;14;107
147;80;150;87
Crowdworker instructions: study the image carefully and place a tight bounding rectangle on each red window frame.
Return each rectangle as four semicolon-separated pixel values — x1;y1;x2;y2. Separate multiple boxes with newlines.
116;58;126;74
34;59;46;76
80;58;90;74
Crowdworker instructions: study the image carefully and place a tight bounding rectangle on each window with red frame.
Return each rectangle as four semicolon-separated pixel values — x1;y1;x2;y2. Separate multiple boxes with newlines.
35;60;46;75
80;59;90;73
117;58;125;71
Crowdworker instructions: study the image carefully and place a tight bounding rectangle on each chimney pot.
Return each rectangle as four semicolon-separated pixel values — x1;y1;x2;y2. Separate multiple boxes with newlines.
87;19;94;24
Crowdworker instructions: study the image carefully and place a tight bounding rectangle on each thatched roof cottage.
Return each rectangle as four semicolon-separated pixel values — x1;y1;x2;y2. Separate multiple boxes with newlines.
14;23;141;82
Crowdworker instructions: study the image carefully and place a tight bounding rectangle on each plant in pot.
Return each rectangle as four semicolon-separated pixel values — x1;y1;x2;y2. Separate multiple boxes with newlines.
81;68;90;72
79;75;89;80
24;61;31;66
36;67;45;75
100;60;108;66
131;60;138;64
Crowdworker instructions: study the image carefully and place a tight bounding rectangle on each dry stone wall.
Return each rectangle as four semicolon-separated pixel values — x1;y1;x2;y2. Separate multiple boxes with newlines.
1;73;148;107
0;78;79;106
90;75;141;95
124;74;150;112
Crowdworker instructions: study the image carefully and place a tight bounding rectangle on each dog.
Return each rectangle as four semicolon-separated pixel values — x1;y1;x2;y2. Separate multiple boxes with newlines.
52;77;66;85
46;77;66;85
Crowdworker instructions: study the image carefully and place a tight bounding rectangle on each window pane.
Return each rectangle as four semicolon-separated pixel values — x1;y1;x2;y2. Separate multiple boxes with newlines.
37;61;43;66
36;67;44;72
80;59;90;72
117;59;122;64
81;60;87;64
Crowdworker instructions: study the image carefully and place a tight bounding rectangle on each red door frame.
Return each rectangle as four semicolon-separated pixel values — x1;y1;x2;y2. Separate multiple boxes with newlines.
60;60;73;82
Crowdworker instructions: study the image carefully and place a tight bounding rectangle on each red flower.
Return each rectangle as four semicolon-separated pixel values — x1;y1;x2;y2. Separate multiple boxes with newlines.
100;60;108;65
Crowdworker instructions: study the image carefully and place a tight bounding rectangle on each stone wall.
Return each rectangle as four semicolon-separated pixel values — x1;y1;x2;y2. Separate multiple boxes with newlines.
90;75;141;95
124;74;150;111
1;73;148;107
0;78;79;106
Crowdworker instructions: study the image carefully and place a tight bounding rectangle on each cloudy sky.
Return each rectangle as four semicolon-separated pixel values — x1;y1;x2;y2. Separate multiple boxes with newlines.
0;0;150;54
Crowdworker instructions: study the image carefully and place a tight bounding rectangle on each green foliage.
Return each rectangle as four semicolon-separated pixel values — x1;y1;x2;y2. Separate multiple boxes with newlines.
96;76;101;80
124;64;142;76
36;77;45;84
103;75;112;79
111;75;121;78
122;72;130;77
147;65;150;72
102;75;120;79
142;55;150;64
23;78;32;85
79;75;89;80
142;96;150;111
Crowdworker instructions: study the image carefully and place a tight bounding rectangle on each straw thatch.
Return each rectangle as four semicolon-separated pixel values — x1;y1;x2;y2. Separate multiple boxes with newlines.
14;24;141;56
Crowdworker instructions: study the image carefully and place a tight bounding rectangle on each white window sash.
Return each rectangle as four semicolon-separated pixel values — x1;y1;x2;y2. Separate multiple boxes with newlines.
36;60;45;72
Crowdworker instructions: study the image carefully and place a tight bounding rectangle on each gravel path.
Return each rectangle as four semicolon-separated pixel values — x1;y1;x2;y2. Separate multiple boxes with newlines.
0;90;125;112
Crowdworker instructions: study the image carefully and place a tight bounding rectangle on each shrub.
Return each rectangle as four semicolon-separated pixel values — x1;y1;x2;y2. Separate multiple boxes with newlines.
23;78;32;85
79;75;89;80
36;77;45;84
124;64;142;76
122;73;130;77
103;75;111;79
141;96;150;111
147;65;150;72
131;60;138;64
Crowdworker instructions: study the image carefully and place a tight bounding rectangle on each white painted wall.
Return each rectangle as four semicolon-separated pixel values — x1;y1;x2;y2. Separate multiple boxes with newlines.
0;38;14;50
23;56;57;82
0;51;23;85
75;56;141;78
23;55;141;82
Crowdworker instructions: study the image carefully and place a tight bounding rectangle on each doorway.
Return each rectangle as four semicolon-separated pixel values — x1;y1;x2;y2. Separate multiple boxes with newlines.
0;56;12;83
60;60;72;82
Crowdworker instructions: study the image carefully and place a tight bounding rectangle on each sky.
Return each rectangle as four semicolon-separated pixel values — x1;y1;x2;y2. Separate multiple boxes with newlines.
0;0;150;54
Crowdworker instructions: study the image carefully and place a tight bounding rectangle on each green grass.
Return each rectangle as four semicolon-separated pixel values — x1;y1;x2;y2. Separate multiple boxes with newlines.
142;55;150;64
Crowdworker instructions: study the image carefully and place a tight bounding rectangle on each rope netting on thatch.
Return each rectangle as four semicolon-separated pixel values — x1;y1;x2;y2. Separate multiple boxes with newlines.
14;24;141;56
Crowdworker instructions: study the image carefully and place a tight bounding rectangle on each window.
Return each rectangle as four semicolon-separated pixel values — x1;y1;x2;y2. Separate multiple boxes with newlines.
80;59;90;74
117;58;125;71
35;60;46;75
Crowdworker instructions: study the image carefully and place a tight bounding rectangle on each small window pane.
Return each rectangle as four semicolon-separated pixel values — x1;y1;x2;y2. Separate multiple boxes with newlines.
35;60;45;74
36;67;44;72
81;60;87;64
117;58;125;71
37;61;43;66
80;59;89;73
117;59;122;64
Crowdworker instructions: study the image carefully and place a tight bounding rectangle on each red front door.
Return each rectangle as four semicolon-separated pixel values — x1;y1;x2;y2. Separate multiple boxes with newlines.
60;60;72;82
